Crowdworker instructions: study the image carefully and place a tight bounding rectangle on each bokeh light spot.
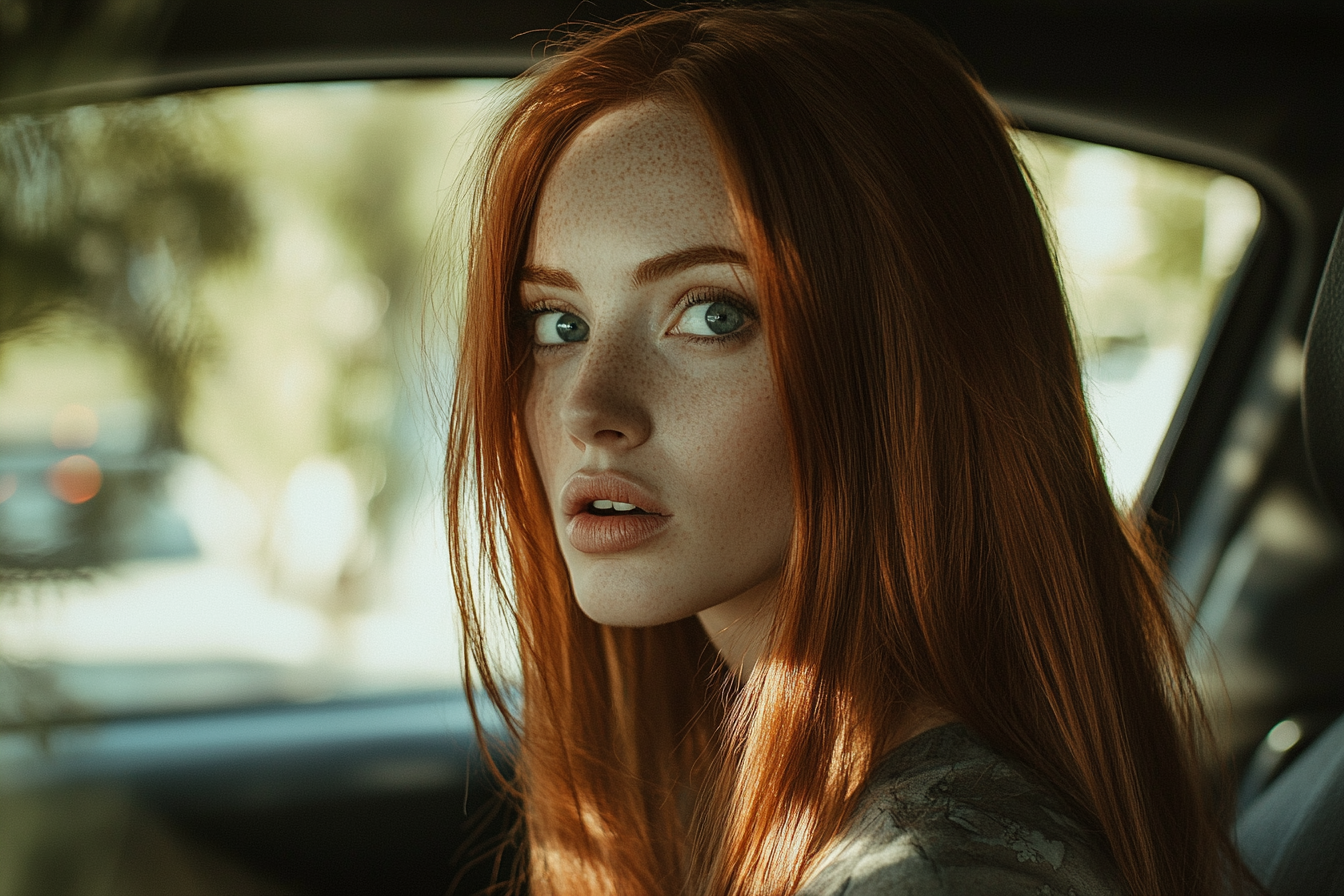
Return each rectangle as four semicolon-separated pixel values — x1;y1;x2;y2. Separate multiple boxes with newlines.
46;454;102;504
1266;719;1303;754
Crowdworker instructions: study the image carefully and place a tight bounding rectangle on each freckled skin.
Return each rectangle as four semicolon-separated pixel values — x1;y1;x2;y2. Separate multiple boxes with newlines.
523;102;793;651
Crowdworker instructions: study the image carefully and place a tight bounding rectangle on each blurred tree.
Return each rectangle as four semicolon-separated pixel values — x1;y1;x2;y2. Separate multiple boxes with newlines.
0;97;254;448
0;98;253;576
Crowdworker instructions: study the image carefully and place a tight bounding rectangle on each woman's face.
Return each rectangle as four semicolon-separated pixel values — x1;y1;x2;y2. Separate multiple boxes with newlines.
522;101;793;633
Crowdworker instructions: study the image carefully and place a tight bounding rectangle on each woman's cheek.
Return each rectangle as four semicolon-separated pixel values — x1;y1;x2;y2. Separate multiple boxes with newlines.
681;355;791;535
523;369;565;502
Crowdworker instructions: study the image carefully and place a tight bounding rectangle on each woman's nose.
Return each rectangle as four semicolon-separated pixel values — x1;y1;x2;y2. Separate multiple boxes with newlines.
559;333;653;451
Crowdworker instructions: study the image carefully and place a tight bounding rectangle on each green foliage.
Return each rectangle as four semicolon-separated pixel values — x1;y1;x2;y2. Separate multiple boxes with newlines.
0;98;254;445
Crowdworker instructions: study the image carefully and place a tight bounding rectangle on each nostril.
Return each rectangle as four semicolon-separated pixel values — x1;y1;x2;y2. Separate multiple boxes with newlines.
558;366;653;449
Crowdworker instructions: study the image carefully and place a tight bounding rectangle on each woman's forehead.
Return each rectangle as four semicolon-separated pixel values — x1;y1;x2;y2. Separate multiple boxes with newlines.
538;102;727;212
526;102;745;274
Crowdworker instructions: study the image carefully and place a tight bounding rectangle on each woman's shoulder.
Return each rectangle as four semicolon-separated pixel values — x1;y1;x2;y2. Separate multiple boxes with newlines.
798;723;1126;896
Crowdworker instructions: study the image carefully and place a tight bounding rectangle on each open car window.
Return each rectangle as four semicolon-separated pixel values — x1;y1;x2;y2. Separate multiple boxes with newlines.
0;81;1261;723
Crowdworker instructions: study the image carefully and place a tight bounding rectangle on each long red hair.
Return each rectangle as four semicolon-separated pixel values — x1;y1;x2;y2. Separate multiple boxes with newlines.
446;6;1247;895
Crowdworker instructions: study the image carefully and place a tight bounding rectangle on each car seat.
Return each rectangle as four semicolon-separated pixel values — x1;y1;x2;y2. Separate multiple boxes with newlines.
1235;211;1344;896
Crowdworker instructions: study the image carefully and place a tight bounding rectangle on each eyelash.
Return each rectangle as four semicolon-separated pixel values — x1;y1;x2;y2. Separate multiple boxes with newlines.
521;301;573;354
672;288;758;346
519;288;759;348
521;301;568;321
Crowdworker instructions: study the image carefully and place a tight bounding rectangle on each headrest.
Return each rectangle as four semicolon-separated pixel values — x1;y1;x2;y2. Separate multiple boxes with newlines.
1237;711;1344;895
1303;213;1344;524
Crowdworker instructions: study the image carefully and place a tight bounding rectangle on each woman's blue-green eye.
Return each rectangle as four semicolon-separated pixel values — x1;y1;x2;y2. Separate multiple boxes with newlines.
534;310;589;345
677;301;747;337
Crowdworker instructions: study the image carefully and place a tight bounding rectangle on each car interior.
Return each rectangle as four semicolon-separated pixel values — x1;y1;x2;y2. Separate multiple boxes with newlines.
0;1;1342;894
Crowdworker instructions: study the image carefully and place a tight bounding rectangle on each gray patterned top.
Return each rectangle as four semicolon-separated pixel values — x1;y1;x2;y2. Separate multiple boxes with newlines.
798;724;1125;896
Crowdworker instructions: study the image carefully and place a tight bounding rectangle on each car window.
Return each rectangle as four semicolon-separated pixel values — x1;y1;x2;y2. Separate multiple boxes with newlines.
1015;131;1261;505
0;81;1261;722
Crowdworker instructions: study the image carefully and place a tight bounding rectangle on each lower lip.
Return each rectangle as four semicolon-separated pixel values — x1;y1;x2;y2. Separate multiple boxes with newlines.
566;512;670;554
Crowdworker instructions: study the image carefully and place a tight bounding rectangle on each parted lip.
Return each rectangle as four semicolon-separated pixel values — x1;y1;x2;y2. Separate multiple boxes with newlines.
560;470;670;518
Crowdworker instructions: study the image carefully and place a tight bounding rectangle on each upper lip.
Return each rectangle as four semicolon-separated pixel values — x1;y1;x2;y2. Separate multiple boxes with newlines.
560;470;670;517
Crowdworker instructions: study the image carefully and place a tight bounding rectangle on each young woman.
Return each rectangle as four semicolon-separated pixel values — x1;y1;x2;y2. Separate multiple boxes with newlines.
445;5;1252;895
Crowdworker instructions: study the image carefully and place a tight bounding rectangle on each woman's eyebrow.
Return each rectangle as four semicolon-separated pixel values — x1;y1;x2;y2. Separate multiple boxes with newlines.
633;245;748;287
518;265;579;290
518;245;748;292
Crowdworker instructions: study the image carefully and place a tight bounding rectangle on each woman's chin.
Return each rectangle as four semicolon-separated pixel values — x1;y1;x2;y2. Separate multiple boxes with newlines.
570;582;711;629
572;594;691;628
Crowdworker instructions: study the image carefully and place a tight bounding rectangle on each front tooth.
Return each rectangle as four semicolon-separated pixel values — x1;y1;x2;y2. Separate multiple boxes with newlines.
612;501;636;512
593;499;614;510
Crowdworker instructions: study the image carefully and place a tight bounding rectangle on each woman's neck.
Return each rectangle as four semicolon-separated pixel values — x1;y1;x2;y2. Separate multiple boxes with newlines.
695;578;777;677
695;584;960;752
